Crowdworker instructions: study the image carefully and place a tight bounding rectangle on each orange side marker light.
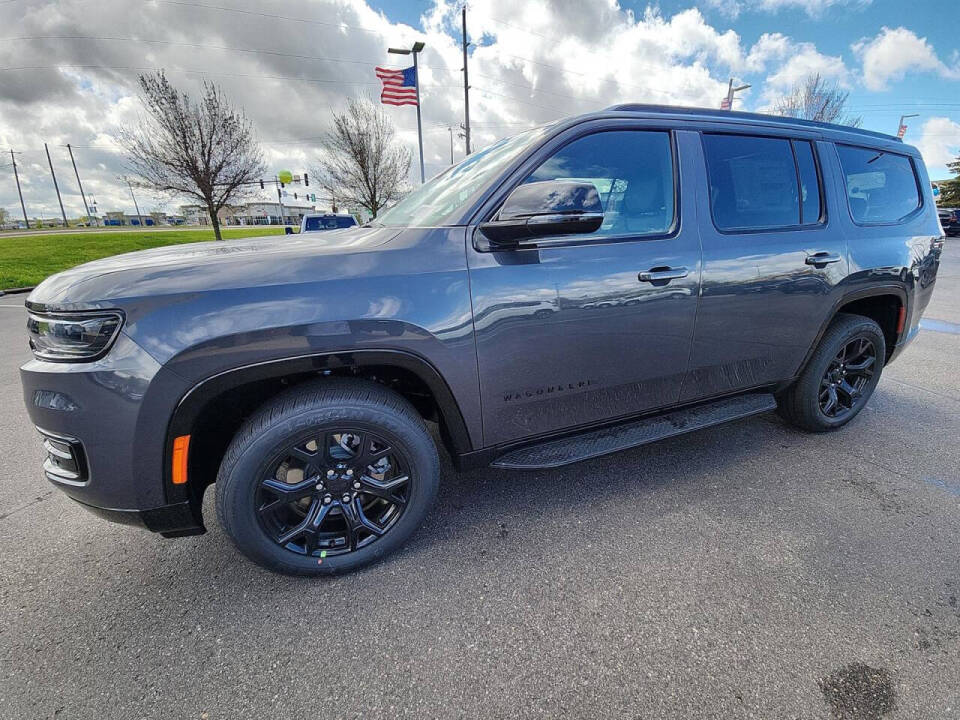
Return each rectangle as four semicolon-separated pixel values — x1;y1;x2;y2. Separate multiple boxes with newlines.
896;305;907;335
172;435;191;485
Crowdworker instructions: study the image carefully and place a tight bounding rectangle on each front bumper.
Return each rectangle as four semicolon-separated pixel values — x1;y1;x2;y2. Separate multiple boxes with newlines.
20;331;205;536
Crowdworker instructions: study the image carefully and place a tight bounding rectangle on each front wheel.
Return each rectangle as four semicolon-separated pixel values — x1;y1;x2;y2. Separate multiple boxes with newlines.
215;379;439;576
778;313;886;432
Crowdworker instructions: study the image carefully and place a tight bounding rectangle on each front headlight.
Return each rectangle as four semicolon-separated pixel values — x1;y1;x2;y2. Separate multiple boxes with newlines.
27;311;124;362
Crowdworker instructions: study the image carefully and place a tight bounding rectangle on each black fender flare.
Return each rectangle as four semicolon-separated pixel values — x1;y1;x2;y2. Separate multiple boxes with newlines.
162;349;474;505
792;284;908;383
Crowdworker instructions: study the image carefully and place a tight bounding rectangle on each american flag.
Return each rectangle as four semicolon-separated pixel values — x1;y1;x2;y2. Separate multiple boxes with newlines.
375;66;418;107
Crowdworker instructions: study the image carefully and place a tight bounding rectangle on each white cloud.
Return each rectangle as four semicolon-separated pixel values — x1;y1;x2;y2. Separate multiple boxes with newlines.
853;26;959;91
703;0;871;19
915;117;960;177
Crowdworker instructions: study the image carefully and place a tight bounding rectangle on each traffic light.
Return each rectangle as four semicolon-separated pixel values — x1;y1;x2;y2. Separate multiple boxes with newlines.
303;173;309;186
294;193;298;200
259;180;264;190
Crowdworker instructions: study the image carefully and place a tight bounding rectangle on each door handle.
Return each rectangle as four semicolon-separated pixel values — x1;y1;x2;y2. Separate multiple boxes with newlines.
805;252;842;266
638;266;689;283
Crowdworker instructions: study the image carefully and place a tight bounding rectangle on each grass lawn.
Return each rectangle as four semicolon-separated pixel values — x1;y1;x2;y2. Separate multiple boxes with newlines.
0;227;288;289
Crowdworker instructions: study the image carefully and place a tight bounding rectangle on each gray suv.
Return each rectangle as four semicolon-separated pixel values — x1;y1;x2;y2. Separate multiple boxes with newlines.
20;105;943;575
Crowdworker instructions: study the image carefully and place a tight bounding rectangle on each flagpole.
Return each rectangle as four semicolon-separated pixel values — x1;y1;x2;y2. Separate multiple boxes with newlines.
413;49;425;184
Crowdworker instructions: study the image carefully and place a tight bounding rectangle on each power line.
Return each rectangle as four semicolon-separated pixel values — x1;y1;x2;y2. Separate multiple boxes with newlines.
0;35;404;69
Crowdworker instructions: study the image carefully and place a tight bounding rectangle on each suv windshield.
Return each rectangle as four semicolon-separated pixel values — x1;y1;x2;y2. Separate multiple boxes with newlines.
374;125;552;227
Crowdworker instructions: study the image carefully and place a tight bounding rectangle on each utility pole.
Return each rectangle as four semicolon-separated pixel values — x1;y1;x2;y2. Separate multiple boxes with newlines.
461;5;472;155
123;176;143;227
448;126;454;164
9;149;29;229
66;144;96;227
45;143;68;226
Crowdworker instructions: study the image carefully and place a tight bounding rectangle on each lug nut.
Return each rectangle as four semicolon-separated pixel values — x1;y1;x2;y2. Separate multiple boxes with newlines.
341;494;351;503
323;495;332;504
353;481;361;490
326;469;335;478
346;469;354;476
316;483;324;491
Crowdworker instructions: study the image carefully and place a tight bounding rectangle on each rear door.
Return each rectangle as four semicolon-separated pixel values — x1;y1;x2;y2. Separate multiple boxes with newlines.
466;124;703;447
680;131;848;402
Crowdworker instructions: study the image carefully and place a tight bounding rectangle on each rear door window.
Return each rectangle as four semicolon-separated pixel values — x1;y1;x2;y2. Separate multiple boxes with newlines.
702;134;823;231
836;145;920;224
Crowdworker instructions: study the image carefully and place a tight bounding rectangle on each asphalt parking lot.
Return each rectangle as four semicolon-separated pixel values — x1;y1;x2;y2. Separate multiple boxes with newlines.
1;243;959;720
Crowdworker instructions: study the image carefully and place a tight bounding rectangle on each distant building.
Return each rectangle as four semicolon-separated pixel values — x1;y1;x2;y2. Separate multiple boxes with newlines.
177;201;316;226
102;211;157;227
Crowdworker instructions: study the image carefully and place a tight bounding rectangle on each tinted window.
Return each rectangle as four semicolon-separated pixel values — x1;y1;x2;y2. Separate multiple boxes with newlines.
793;140;822;224
304;216;356;231
836;145;920;224
520;130;675;238
703;134;802;230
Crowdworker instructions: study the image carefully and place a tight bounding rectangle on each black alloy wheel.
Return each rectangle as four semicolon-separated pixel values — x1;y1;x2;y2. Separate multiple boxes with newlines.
818;336;877;420
216;378;439;576
777;312;886;433
257;429;410;558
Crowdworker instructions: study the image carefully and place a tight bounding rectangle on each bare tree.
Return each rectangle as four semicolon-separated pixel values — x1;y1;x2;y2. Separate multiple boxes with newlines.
313;97;411;218
118;71;265;241
772;73;862;128
0;207;9;228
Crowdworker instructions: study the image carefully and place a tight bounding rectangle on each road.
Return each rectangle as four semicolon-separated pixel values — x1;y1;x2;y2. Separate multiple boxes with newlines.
1;244;958;719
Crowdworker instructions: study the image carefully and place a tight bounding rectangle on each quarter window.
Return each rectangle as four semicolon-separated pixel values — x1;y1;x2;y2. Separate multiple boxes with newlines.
836;145;920;224
519;130;675;238
702;134;823;231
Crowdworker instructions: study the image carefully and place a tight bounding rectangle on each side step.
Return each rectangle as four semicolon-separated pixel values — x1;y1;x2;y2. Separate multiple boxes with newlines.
491;393;777;469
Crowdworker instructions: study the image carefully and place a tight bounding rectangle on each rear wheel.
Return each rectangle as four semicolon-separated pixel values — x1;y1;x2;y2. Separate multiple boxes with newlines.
215;379;439;575
778;313;886;432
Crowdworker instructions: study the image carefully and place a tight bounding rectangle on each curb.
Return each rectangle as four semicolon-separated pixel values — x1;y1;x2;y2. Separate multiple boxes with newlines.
0;287;34;297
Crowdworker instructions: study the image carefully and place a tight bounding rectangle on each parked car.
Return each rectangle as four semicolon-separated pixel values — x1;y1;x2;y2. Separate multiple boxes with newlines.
20;105;942;575
300;213;357;233
938;207;959;237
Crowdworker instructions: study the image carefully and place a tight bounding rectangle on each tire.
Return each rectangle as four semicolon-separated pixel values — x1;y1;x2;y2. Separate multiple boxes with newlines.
215;378;439;576
778;313;886;433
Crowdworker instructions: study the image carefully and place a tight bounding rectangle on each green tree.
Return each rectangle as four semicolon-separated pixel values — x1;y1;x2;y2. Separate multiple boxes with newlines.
938;154;960;206
0;207;9;227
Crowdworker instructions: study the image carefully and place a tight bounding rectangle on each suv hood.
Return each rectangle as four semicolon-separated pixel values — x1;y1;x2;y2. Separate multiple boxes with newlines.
27;226;403;309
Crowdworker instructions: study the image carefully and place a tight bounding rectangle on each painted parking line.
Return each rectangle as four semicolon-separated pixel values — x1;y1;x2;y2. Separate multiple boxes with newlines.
920;318;960;335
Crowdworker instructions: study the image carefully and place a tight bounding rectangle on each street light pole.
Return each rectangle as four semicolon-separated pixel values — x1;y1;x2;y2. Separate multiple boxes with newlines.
448;126;454;165
897;113;919;139
66;144;96;227
123;176;143;227
388;41;426;183
45;142;68;227
9;149;29;229
723;79;751;110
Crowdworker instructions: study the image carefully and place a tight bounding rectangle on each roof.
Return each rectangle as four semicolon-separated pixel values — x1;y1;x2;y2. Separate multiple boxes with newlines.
603;104;900;144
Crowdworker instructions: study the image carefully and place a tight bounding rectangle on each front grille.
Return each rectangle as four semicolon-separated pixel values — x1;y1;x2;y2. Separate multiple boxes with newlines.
37;428;89;485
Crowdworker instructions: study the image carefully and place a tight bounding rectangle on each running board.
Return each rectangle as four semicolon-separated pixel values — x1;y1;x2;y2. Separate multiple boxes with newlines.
491;393;778;469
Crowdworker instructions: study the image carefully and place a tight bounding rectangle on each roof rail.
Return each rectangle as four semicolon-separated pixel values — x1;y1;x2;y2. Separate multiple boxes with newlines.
605;103;901;143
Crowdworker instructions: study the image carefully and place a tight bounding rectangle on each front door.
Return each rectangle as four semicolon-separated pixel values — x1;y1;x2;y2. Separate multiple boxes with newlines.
467;126;703;447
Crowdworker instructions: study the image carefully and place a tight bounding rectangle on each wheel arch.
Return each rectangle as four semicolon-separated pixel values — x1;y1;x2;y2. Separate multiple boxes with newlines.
794;284;907;382
162;349;474;518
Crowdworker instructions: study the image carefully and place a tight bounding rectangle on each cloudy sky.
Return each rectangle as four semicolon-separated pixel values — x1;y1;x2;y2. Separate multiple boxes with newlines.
0;0;958;219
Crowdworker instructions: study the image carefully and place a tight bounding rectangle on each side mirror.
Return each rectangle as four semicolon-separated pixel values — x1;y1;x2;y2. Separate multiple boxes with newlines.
480;180;604;245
